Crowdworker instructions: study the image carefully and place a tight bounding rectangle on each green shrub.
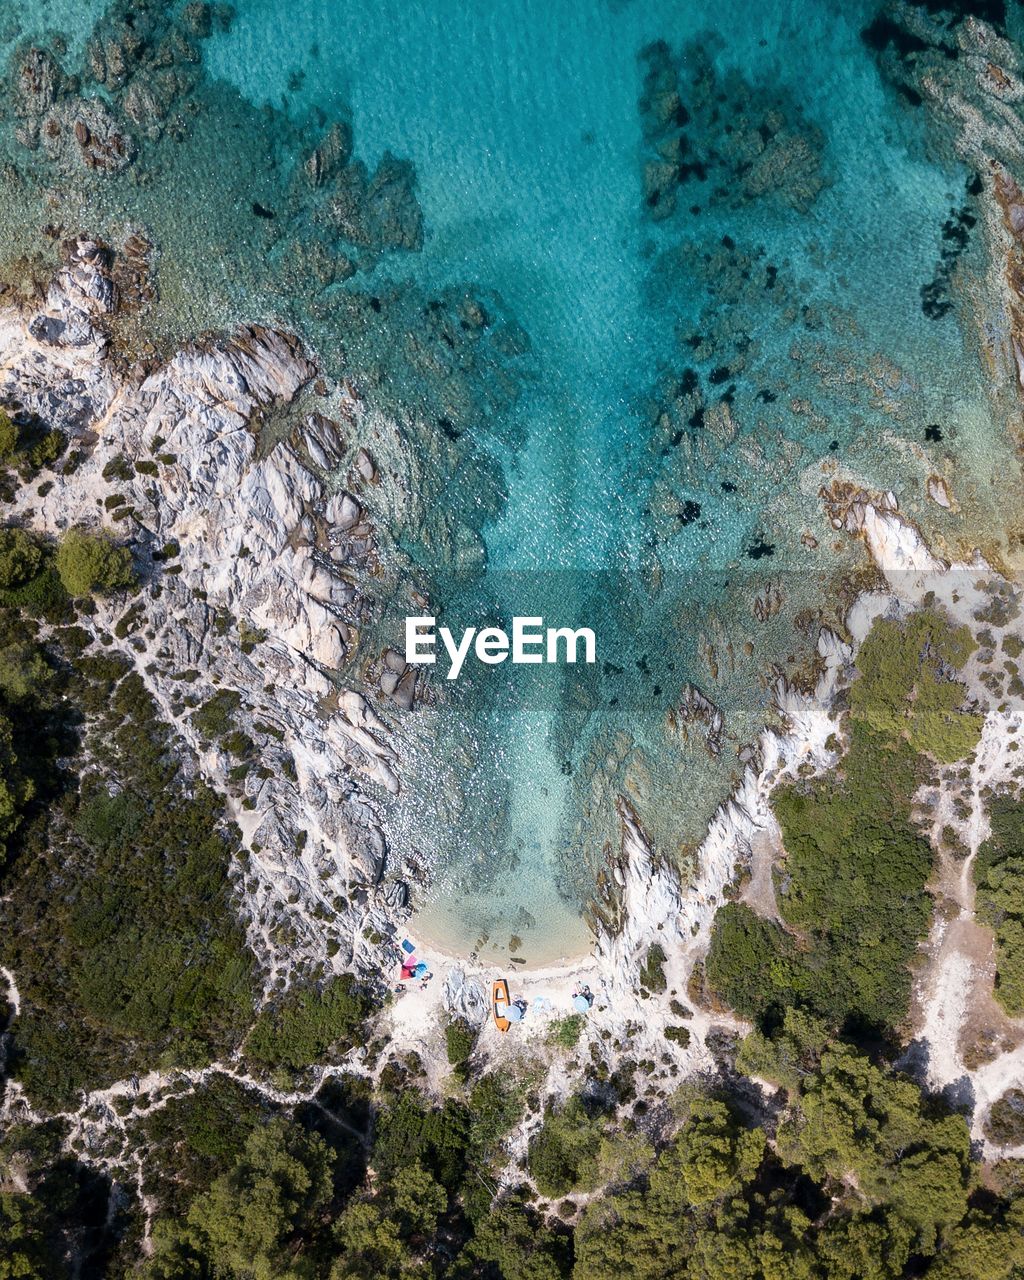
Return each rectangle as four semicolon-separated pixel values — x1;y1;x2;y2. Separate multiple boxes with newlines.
527;1096;603;1198
0;410;18;458
639;943;667;995
706;902;804;1021
0;565;71;622
245;975;372;1072
985;1089;1024;1147
192;690;240;739
370;1088;471;1197
55;528;135;597
0;528;43;589
547;1014;585;1050
850;608;981;764
976;794;1024;1014
26;429;64;472
445;1017;476;1066
101;455;133;482
220;730;253;758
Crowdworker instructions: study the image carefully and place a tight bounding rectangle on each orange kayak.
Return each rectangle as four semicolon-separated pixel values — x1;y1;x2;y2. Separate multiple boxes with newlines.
492;978;511;1033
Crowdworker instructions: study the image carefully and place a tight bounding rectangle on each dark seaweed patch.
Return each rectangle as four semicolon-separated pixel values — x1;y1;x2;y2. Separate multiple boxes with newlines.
910;0;1006;36
638;38;826;220
678;159;709;183
924;423;944;442
746;537;775;560
436;416;460;441
861;16;933;57
921;185;978;320
676;500;702;525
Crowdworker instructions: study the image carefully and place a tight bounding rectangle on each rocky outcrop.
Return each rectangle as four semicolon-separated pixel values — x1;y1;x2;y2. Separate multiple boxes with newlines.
0;237;421;987
585;621;850;1075
671;683;724;756
8;0;224;174
819;477;947;576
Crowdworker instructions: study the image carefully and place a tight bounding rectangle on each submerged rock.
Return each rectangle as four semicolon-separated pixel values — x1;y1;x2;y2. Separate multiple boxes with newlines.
673;683;725;756
304;121;354;188
927;474;955;509
638;37;828;218
321;151;423;258
45;97;137;173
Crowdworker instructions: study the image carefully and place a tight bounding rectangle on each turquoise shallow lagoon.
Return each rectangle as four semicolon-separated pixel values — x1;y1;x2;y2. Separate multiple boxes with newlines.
3;0;1014;963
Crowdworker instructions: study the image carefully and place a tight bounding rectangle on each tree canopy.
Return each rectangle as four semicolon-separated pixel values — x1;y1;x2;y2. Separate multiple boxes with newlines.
54;527;135;597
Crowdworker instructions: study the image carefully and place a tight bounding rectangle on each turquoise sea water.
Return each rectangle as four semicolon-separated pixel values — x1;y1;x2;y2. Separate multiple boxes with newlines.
3;0;1014;963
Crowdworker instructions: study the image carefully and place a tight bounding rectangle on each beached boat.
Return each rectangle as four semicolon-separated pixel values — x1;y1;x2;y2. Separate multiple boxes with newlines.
492;978;511;1033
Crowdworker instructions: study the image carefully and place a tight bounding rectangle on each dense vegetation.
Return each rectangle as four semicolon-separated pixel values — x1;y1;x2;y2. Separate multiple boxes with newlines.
245;976;373;1073
0;527;255;1109
707;608;980;1037
6;1011;1022;1279
130;1064;567;1280
527;1096;604;1198
575;1014;1023;1280
975;794;1024;1015
3;649;256;1108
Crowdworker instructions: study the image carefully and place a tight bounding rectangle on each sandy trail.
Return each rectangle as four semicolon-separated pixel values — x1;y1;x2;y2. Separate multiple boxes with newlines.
853;498;1024;1155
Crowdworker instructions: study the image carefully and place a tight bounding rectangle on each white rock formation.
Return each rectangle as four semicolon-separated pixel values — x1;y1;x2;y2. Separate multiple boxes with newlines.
588;623;851;1071
0;238;409;987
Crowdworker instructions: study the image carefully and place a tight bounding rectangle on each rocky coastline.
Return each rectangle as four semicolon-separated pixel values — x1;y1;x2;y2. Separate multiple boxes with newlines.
6;9;1024;1263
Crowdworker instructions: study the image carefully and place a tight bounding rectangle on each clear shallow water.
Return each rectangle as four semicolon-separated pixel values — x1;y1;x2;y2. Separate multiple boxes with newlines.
204;0;996;964
5;0;1014;964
